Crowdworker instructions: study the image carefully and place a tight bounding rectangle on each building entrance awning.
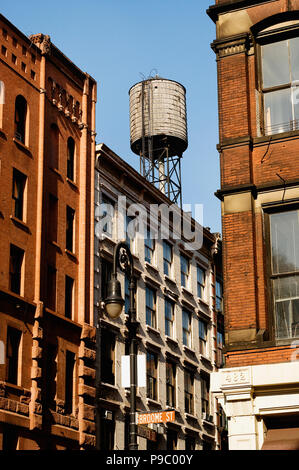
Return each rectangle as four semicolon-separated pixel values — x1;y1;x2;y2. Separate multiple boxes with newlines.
262;428;299;450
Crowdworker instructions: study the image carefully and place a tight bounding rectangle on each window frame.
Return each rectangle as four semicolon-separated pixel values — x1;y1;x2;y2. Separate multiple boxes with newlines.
144;227;155;264
165;297;174;338
184;369;194;415
182;308;192;348
180;253;190;288
263;202;299;342
256;22;299;136
166;360;176;408
12;168;27;222
146;350;158;401
146;285;156;329
198;318;207;356
163;241;172;277
197;265;206;299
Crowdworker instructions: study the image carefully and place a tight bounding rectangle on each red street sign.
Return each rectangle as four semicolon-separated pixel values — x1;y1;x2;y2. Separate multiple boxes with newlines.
136;410;175;425
137;425;157;442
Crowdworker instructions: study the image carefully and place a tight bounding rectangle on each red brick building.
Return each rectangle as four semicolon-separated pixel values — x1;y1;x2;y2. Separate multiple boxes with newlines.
0;14;97;449
209;0;299;450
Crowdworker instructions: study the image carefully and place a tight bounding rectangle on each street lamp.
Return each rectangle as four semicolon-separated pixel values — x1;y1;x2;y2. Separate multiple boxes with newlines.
104;241;138;450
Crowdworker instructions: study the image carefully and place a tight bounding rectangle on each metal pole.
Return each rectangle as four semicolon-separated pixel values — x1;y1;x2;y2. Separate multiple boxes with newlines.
129;276;138;450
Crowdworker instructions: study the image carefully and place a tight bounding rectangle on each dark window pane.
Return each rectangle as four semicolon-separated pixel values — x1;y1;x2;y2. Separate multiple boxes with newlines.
6;327;21;385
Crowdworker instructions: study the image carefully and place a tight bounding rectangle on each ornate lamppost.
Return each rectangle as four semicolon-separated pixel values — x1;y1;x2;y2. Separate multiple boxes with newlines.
103;241;138;450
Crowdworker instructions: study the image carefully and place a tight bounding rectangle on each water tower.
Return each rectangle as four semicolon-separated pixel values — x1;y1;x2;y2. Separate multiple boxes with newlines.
129;77;188;207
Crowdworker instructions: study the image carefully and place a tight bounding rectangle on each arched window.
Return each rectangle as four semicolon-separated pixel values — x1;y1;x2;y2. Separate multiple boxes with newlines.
67;137;75;181
50;124;59;169
15;95;27;144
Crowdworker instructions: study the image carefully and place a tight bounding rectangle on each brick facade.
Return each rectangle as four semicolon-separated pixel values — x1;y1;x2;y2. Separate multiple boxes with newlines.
209;0;299;450
0;14;96;449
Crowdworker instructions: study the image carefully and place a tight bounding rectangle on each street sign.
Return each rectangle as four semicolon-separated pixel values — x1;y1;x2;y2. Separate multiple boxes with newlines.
136;410;175;425
137;425;157;442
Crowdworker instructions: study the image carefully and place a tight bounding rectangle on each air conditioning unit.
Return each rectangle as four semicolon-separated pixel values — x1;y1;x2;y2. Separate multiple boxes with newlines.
202;412;207;420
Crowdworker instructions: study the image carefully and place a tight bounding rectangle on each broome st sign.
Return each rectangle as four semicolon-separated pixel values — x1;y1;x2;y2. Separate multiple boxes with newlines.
136;410;175;425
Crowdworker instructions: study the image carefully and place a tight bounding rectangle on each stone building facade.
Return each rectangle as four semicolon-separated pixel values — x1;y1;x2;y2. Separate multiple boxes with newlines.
95;143;224;450
0;14;96;449
208;0;299;450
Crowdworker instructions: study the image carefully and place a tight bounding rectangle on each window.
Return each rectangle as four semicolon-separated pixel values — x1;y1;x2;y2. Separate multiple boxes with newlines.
2;425;18;450
182;309;192;348
216;279;223;312
67;137;75;181
1;45;7;56
9;244;24;295
184;369;194;415
269;209;299;339
198;319;207;356
101;259;112;301
165;298;174;337
125;215;136;250
65;350;75;414
180;254;189;288
46;265;56;311
144;228;155;263
48;194;58;243
217;314;225;367
185;435;195;451
6;327;21;385
101;195;114;238
261;37;299;135
146;286;156;329
167;429;177;450
65;275;74;319
44;342;57;409
100;410;115;450
163;241;172;276
12;169;26;221
201;375;210;418
147;351;158;400
197;266;205;299
66;206;75;252
166;361;176;408
101;330;115;385
14;95;27;144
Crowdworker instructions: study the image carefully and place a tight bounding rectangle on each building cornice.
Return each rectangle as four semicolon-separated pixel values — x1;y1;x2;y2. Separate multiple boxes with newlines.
207;0;277;23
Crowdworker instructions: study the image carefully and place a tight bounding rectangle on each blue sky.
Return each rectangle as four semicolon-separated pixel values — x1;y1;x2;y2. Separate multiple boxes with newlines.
1;0;221;233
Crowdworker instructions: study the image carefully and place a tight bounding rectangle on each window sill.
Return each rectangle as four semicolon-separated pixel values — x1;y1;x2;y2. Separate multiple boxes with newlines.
65;249;78;262
182;286;194;298
145;261;159;273
66;177;79;192
13;137;32;157
101;382;118;391
10;215;30;233
44;307;81;328
202;417;214;426
183;345;196;355
184;412;197;421
146;398;161;408
146;324;160;336
200;354;212;366
197;297;210;309
165;335;179;347
49;166;64;180
163;274;177;286
253;128;299;145
48;240;62;253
